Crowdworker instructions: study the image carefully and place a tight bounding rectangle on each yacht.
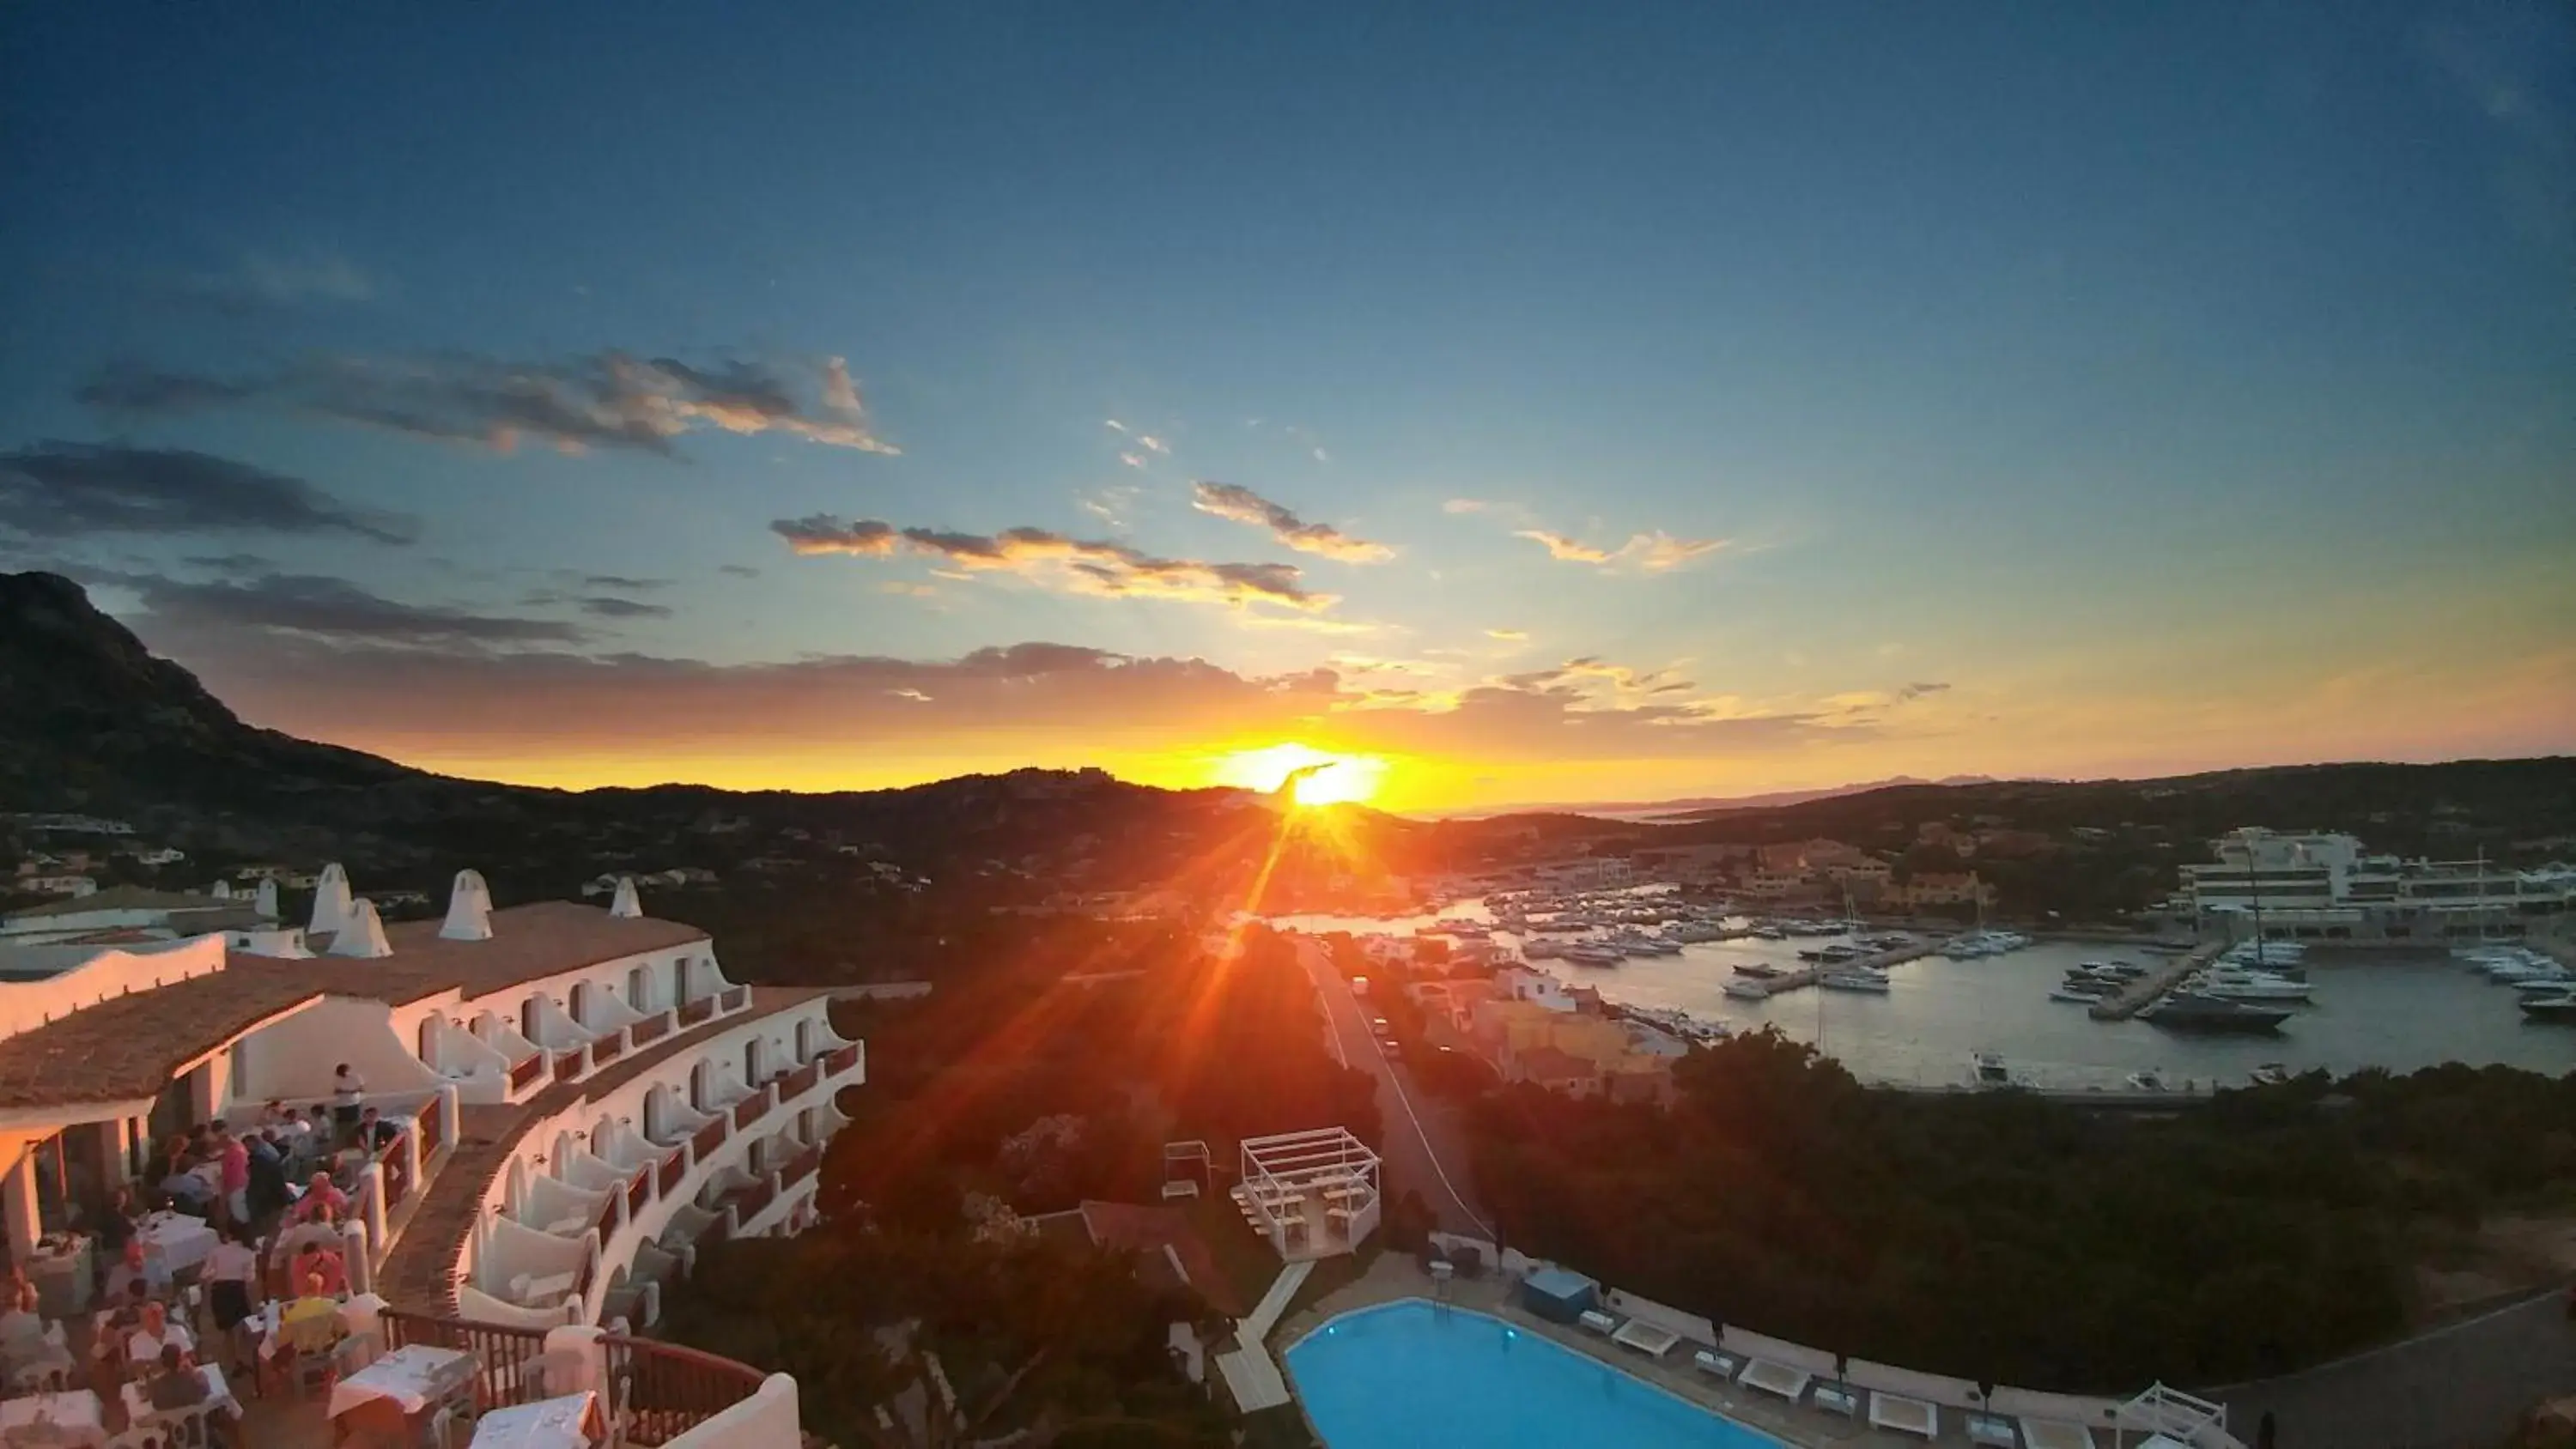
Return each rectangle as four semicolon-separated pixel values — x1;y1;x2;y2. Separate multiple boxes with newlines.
2142;991;2292;1034
2076;961;2147;979
2125;1068;2170;1093
1561;944;1625;967
2248;1063;2293;1087
1819;967;1892;993
1968;1051;2016;1090
1732;962;1787;980
2192;967;2313;1003
2050;980;2117;1004
2520;990;2576;1023
1722;979;1771;1001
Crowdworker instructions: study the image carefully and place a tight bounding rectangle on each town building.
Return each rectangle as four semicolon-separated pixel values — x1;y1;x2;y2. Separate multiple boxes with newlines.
0;864;863;1446
1890;871;1996;908
2180;828;2576;943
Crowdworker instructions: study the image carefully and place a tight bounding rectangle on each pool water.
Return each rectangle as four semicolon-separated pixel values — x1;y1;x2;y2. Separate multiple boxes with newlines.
1283;1299;1784;1448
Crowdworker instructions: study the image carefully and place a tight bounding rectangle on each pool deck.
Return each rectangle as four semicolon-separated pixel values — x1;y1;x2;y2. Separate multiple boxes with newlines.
1273;1255;1988;1448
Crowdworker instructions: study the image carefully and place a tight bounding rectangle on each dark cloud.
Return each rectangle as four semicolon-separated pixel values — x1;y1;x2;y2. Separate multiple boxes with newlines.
571;573;671;591
1897;682;1952;700
180;552;276;574
772;514;1332;612
575;596;671;621
77;352;896;458
718;564;762;579
131;573;583;646
1189;481;1392;562
0;442;418;543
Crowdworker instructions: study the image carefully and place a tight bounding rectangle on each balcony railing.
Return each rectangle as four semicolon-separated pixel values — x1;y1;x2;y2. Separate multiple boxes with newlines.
689;1117;728;1163
778;1062;820;1101
677;997;715;1028
378;1131;412;1210
719;985;750;1013
551;1050;583;1084
416;1094;446;1158
825;1044;860;1076
592;1032;625;1065
732;1178;776;1223
781;1146;822;1188
630;1013;671;1047
599;1335;769;1446
509;1053;545;1092
731;1093;769;1131
657;1149;686;1198
625;1168;652;1223
383;1310;550;1410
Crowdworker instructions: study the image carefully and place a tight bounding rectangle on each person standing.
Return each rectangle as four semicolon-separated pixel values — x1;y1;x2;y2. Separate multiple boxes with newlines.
331;1064;366;1144
214;1122;250;1226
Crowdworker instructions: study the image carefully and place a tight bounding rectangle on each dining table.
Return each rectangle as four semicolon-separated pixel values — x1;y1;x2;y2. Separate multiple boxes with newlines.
327;1342;478;1439
0;1388;106;1448
136;1212;218;1279
119;1361;242;1427
469;1391;605;1449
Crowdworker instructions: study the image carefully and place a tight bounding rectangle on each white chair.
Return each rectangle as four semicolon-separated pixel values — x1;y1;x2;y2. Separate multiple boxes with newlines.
112;1403;219;1449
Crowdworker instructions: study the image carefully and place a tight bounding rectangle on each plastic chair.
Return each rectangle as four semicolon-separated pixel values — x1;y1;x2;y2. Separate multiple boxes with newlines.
112;1403;217;1449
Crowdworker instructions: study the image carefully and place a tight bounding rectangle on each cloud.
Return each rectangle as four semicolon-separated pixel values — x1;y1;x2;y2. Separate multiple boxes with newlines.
574;596;671;621
573;573;671;592
77;351;898;458
1189;482;1394;563
1074;485;1141;528
180;553;276;574
718;564;762;579
1103;419;1128;433
1137;435;1170;455
771;515;1337;612
1485;628;1528;641
0;442;418;543
127;573;584;646
1118;452;1148;470
163;252;375;314
1896;681;1952;701
1443;499;1493;515
1513;527;1726;573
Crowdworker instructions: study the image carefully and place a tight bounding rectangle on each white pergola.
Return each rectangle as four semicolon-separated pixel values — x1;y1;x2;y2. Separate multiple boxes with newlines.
1232;1127;1381;1261
2109;1383;2230;1448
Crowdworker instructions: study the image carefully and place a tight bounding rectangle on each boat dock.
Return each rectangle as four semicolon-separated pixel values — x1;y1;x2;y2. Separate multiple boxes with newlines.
1727;941;1940;999
2087;942;2224;1021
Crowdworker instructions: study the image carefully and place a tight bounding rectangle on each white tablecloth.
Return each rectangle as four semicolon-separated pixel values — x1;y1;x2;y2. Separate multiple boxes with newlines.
471;1391;601;1449
0;1389;106;1447
119;1363;240;1425
137;1213;218;1276
328;1343;476;1418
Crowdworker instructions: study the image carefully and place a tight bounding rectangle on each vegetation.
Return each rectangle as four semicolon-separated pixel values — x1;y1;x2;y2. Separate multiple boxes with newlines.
1466;1030;2576;1390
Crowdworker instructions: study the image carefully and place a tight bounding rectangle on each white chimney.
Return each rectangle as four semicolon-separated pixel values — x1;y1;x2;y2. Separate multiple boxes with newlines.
328;898;392;958
211;880;234;900
609;876;644;919
310;864;354;937
440;869;495;941
255;877;280;920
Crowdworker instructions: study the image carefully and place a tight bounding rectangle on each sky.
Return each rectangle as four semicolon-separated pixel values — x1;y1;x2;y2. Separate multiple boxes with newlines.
1;3;2570;814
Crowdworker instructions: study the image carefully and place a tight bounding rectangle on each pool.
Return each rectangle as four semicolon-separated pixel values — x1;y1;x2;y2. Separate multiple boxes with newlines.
1283;1299;1786;1448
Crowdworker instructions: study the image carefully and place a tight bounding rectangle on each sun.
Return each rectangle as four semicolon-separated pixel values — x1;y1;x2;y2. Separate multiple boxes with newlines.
1212;742;1389;808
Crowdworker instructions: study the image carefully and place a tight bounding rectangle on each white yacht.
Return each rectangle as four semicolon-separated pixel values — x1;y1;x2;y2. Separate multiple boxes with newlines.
2193;967;2313;1003
1819;967;1892;993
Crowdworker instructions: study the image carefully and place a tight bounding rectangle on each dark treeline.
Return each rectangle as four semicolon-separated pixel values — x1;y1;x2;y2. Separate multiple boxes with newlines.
1467;1032;2576;1391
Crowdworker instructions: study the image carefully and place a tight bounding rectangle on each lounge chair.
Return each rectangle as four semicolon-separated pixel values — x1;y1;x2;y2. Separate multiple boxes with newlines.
1812;1382;1860;1417
1577;1309;1619;1335
1868;1391;1940;1440
2020;1419;2096;1449
1736;1359;1810;1402
1610;1319;1680;1357
1691;1348;1740;1380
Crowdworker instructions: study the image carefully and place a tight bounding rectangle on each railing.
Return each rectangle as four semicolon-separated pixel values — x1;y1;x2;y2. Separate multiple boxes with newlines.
378;1131;412;1210
677;997;715;1028
509;1053;545;1092
382;1309;551;1412
778;1062;820;1101
625;1168;653;1223
732;1093;769;1131
657;1149;686;1197
732;1178;776;1223
719;985;749;1013
689;1117;727;1162
781;1146;821;1187
825;1044;860;1076
416;1094;446;1158
551;1049;583;1084
630;1013;671;1047
598;1335;769;1446
592;1031;625;1065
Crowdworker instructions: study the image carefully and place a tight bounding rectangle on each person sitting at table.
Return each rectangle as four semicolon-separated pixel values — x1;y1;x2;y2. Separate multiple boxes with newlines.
354;1105;402;1155
102;1277;155;1337
158;1157;216;1217
88;1185;140;1258
246;1132;290;1225
123;1300;193;1374
0;1284;50;1363
101;1236;167;1303
144;1343;243;1448
287;1170;349;1227
290;1239;349;1297
267;1272;344;1394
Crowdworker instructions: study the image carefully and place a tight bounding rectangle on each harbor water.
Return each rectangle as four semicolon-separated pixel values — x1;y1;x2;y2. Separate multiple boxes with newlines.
1264;908;2574;1091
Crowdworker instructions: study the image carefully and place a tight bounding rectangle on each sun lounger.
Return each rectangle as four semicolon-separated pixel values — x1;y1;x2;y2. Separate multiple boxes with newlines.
1812;1383;1860;1417
1869;1391;1940;1440
1737;1359;1810;1401
1577;1309;1619;1335
1691;1348;1740;1380
1610;1319;1680;1357
2020;1419;2095;1449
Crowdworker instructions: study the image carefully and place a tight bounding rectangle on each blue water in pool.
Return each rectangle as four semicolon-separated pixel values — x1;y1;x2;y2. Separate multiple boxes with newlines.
1284;1300;1783;1448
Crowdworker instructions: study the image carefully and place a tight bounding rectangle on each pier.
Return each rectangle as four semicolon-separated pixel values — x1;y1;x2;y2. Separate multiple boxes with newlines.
2087;941;2225;1021
1725;941;1940;999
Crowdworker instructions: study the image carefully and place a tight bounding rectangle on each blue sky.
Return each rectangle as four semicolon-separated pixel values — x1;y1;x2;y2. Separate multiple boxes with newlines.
2;3;2568;809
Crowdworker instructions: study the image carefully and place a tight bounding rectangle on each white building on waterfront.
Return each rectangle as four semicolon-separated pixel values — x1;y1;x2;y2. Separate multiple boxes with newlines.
0;864;861;1447
2182;828;2576;943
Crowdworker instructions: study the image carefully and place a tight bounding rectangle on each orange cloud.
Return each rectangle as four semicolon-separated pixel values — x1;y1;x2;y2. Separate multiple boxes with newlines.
1190;482;1392;563
770;515;1338;612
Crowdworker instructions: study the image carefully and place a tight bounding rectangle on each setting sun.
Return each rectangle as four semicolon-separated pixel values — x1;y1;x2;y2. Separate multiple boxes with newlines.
1212;742;1389;808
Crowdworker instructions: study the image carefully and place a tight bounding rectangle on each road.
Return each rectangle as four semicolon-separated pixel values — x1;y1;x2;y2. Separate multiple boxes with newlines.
2211;1288;2576;1449
1291;937;1493;1238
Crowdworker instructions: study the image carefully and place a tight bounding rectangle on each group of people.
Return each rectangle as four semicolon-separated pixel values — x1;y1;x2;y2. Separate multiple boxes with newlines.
130;1070;394;1240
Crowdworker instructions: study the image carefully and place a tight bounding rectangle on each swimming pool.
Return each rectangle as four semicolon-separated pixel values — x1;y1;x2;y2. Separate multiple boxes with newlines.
1283;1299;1786;1448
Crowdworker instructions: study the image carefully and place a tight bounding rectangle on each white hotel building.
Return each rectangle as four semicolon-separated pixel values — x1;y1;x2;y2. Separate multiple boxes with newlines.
0;865;864;1446
2181;828;2576;944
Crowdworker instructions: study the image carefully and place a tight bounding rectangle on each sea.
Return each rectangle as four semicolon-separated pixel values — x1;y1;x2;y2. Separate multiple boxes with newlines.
1263;903;2575;1092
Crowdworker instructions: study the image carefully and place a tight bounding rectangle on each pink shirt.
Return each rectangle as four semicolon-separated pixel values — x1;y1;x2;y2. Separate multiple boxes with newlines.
220;1139;249;1192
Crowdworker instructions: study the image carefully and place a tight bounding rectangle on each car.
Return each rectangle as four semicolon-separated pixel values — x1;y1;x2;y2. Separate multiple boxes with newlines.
1378;1038;1401;1058
1370;1016;1391;1034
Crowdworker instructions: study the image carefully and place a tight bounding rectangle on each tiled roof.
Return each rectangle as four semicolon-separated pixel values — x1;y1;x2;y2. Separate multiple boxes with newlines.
1076;1200;1249;1317
0;903;709;1113
1516;1046;1595;1083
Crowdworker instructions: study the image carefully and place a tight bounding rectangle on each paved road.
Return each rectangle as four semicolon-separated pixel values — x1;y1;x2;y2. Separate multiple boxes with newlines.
2213;1288;2576;1449
1291;937;1492;1237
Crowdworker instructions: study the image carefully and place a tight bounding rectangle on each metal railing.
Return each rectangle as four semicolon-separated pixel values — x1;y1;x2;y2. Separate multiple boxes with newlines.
625;1168;653;1223
825;1044;860;1076
781;1146;822;1187
381;1309;551;1412
509;1053;545;1092
599;1335;769;1446
551;1049;583;1084
592;1032;625;1065
718;985;750;1013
